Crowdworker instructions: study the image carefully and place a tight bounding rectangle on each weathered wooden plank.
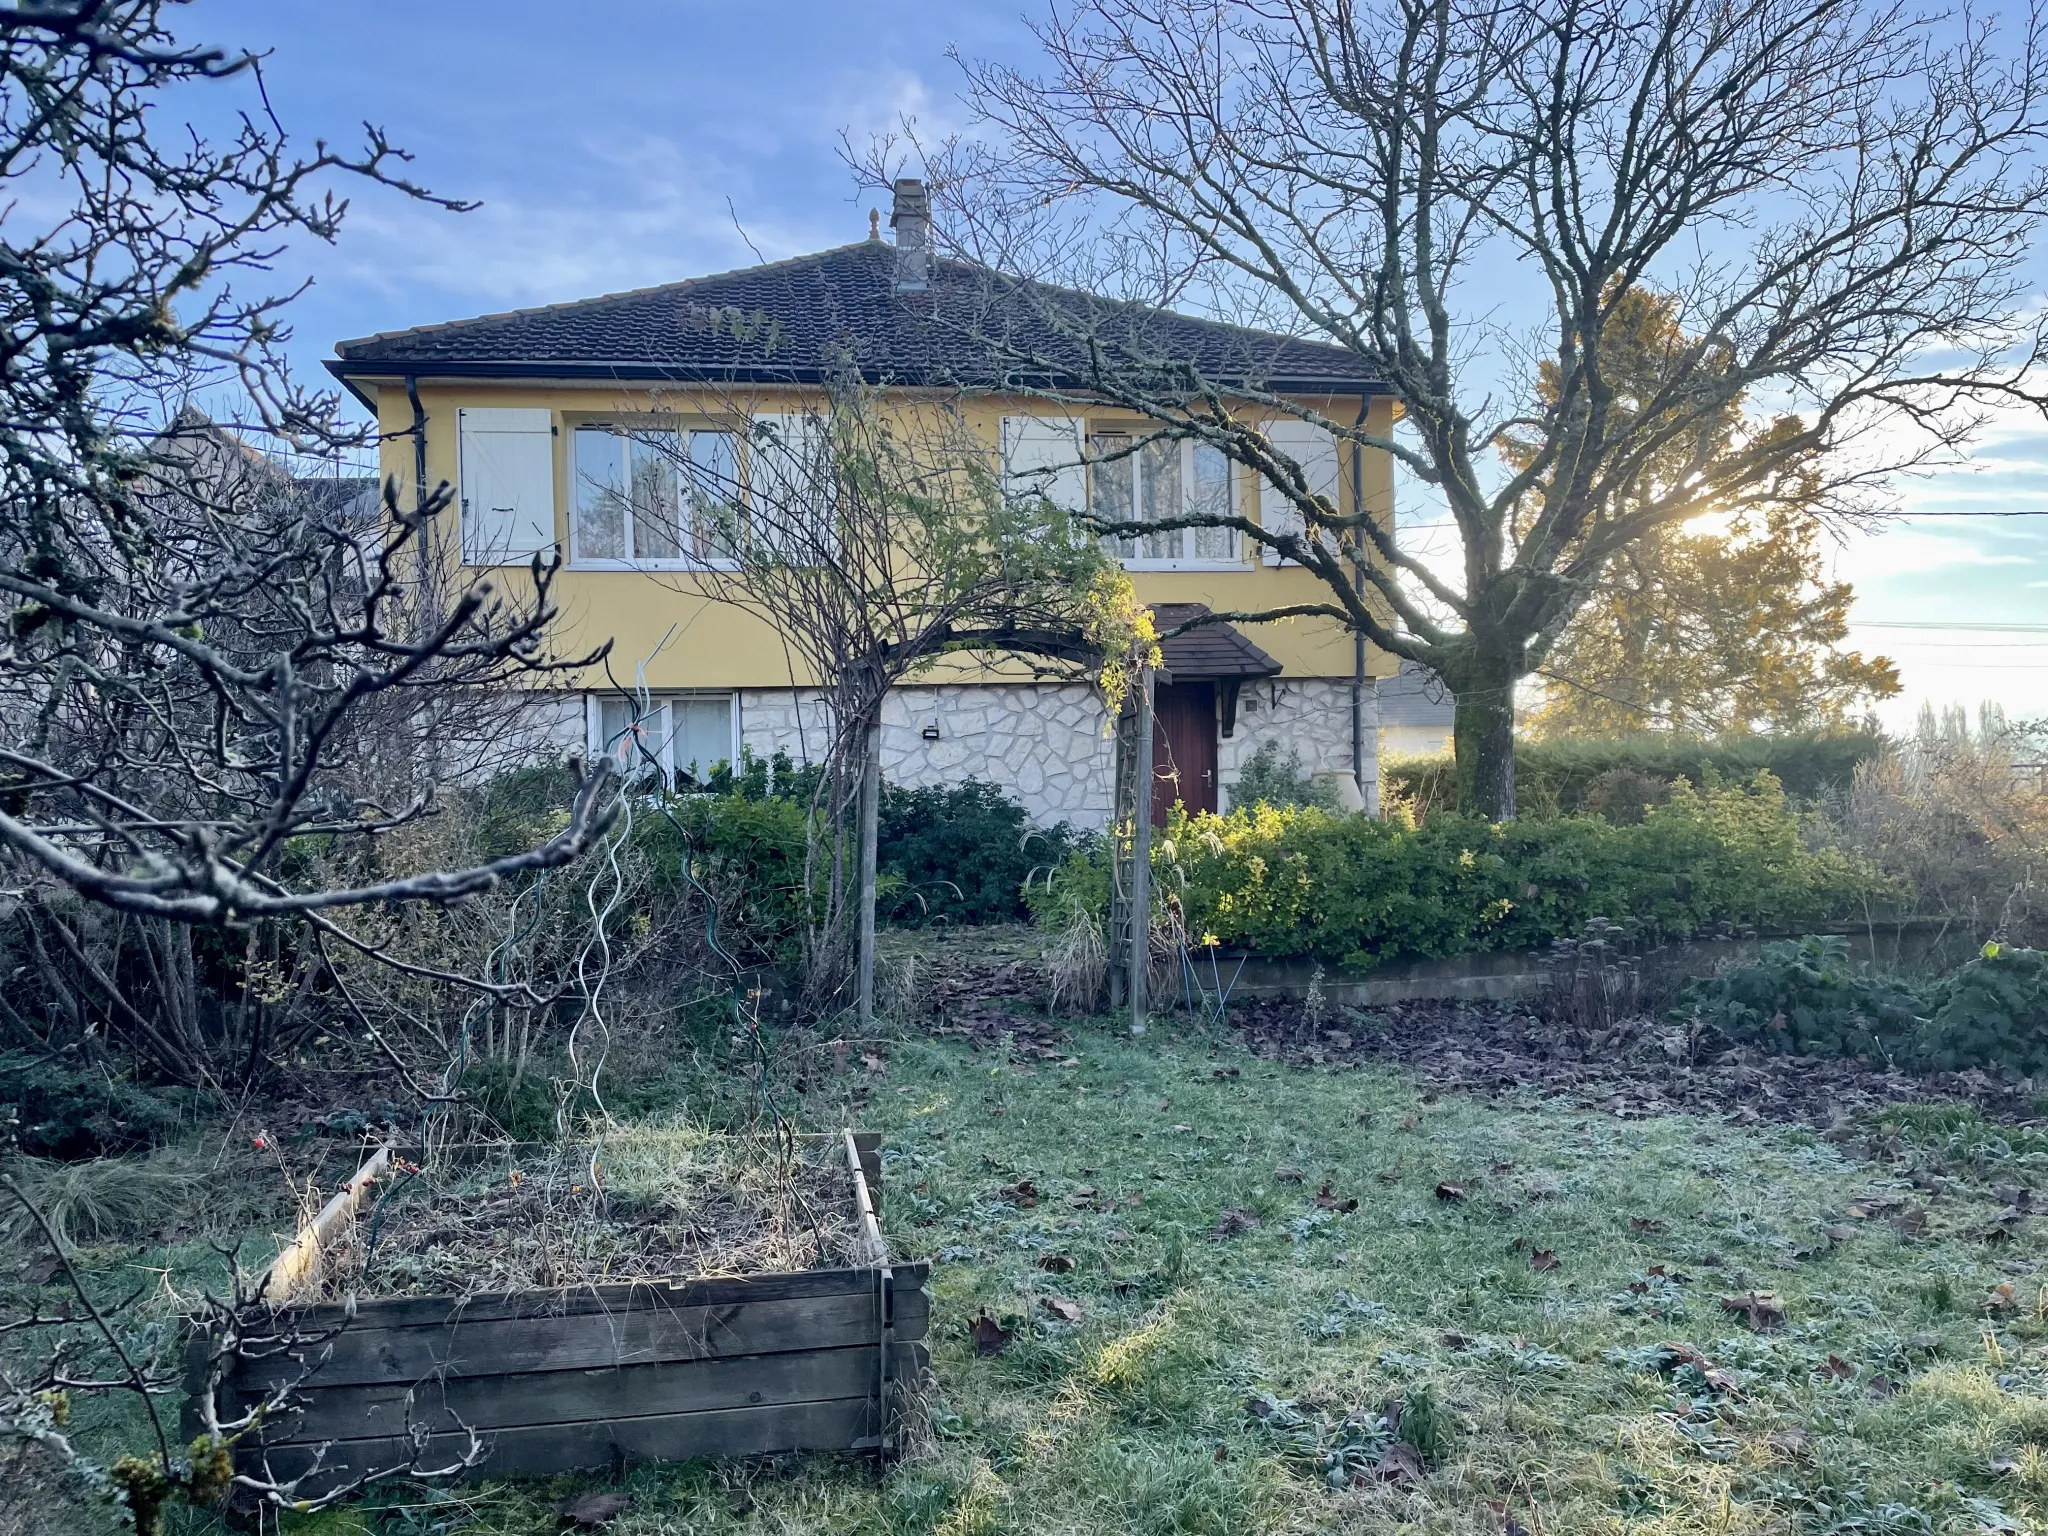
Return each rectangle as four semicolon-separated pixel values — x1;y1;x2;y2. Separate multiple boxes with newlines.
248;1395;875;1494
272;1263;928;1335
263;1145;392;1305
267;1342;930;1443
233;1288;929;1391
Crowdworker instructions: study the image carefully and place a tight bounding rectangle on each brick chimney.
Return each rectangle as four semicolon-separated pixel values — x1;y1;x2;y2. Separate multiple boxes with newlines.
890;177;929;292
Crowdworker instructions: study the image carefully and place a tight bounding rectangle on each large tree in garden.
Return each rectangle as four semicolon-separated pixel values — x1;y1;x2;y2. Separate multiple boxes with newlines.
1514;289;1902;735
1530;509;1901;736
901;0;2048;817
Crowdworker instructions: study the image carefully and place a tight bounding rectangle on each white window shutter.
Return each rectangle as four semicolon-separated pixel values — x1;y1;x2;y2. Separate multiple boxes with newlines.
1260;418;1341;564
1000;415;1088;516
750;412;829;560
459;408;557;565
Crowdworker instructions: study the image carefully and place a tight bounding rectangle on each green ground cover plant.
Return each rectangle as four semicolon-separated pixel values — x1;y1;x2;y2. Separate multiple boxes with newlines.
1042;772;1885;970
1680;938;2048;1078
22;1006;2048;1536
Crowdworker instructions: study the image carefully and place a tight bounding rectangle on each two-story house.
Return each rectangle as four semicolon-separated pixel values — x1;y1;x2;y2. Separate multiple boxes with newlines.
325;181;1396;828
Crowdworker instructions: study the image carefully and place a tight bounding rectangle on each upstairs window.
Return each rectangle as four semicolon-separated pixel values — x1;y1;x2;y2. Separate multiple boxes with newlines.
572;426;739;568
1090;434;1238;568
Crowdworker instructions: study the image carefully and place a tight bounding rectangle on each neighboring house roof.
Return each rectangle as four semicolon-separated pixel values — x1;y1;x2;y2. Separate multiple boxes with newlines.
1378;657;1456;726
1152;604;1284;681
326;240;1385;398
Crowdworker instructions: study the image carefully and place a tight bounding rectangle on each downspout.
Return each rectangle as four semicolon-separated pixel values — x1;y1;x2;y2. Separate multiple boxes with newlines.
405;374;428;513
1349;395;1374;815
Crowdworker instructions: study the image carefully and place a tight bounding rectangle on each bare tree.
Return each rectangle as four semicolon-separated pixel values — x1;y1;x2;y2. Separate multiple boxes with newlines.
876;0;2048;816
623;373;1147;1017
0;2;617;926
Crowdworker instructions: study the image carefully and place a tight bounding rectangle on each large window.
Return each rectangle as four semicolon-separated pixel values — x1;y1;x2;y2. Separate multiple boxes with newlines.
572;426;739;568
589;694;736;787
1090;434;1238;568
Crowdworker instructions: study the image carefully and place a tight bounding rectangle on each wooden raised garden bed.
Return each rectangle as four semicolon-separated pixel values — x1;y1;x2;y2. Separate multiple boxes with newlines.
189;1131;928;1495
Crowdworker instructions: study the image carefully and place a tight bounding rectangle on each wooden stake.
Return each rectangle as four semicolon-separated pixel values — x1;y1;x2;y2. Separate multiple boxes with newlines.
1129;665;1154;1035
856;709;881;1033
261;1142;393;1305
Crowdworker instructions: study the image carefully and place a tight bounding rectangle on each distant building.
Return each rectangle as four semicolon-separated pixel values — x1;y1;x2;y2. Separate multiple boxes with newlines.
1377;659;1455;758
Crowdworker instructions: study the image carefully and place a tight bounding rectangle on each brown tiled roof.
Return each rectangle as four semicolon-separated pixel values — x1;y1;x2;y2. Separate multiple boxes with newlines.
1151;604;1283;680
327;241;1384;397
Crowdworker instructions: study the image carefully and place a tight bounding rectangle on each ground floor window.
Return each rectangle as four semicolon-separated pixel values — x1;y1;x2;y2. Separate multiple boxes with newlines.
587;692;735;786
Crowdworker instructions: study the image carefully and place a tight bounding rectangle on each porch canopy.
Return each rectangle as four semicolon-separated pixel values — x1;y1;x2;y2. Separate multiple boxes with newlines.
1150;603;1282;738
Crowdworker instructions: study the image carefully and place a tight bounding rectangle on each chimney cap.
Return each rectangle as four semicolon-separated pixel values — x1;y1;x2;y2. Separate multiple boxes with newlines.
890;178;929;237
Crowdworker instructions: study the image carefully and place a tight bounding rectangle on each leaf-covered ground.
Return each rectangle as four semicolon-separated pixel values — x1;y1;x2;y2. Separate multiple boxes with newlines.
235;1013;2048;1536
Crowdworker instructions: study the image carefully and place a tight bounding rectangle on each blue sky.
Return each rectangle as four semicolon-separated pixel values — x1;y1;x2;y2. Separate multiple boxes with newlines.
194;2;2048;729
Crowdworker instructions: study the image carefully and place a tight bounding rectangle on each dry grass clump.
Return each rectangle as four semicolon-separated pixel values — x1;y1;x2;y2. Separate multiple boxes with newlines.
0;1145;220;1251
306;1124;865;1300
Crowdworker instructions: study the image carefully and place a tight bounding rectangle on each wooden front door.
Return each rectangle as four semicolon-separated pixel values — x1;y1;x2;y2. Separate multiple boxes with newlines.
1151;682;1218;824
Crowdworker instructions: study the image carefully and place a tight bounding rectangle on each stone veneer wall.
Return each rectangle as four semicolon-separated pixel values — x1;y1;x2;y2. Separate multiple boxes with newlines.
504;681;1376;826
1221;676;1378;814
740;684;1117;828
738;678;1374;829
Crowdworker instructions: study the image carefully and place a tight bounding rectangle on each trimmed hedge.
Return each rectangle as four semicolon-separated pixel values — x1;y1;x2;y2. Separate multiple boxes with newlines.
1040;773;1889;971
1385;729;1886;817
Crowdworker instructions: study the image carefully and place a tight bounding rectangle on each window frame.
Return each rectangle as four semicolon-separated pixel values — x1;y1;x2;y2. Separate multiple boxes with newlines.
568;421;744;572
1089;431;1244;572
585;692;739;787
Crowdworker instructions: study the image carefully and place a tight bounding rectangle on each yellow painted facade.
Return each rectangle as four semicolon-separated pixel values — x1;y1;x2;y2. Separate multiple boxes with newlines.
351;378;1397;690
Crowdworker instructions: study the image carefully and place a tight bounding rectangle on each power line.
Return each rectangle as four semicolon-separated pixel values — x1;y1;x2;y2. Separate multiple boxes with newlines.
1848;620;2048;632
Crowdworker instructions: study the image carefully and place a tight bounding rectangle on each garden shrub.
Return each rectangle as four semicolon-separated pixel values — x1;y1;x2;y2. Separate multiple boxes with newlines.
695;753;1070;927
0;1051;193;1159
876;779;1079;925
1230;740;1343;812
1920;944;2048;1076
1676;938;2048;1076
1672;936;1930;1059
1038;771;1885;970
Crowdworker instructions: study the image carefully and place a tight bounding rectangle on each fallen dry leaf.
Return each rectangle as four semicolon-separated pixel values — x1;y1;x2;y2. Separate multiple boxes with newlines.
1375;1441;1427;1485
1629;1216;1668;1236
1721;1291;1787;1330
1274;1166;1305;1183
1529;1248;1561;1272
1037;1253;1076;1274
998;1180;1040;1209
1209;1208;1262;1240
1315;1183;1359;1213
1866;1374;1897;1399
970;1310;1014;1356
1897;1207;1931;1237
1818;1355;1853;1382
1823;1225;1856;1242
1042;1296;1084;1323
558;1491;634;1528
1767;1426;1812;1459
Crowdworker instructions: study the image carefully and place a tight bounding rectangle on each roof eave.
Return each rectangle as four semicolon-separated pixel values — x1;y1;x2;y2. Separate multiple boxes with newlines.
325;356;1391;397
